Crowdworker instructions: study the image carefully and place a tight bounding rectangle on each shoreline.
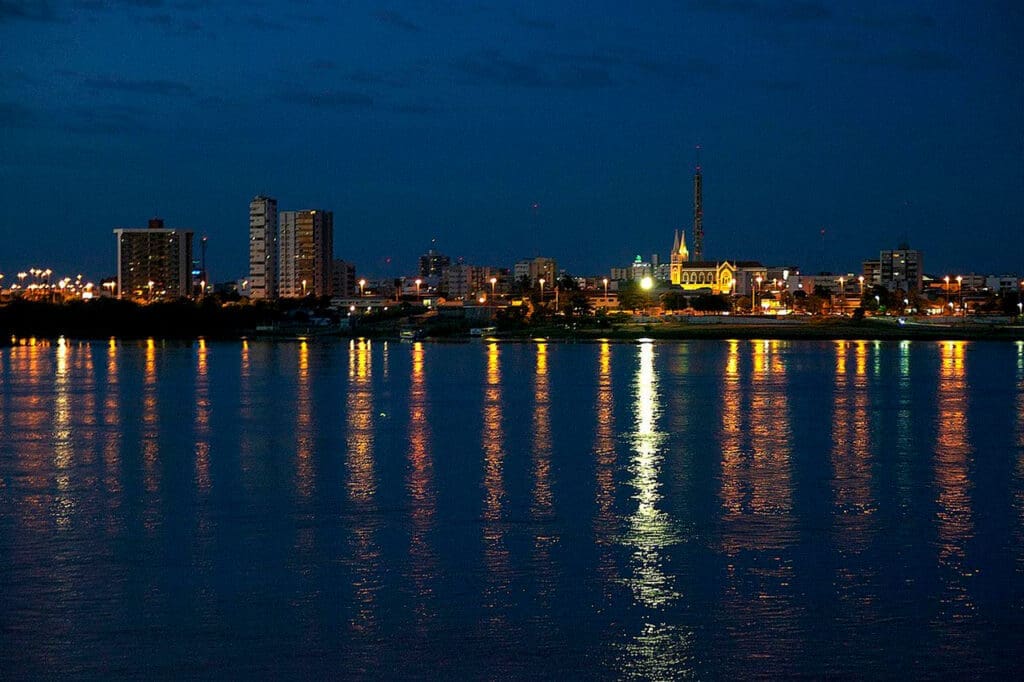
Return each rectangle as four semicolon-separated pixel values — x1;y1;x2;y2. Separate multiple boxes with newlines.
4;320;1022;345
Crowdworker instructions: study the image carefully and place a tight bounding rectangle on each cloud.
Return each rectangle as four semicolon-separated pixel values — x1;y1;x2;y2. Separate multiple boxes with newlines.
853;11;935;32
63;104;152;134
866;49;960;71
134;12;203;33
283;89;375;110
236;13;283;31
75;0;164;9
687;0;832;22
685;0;758;14
388;102;437;115
374;9;419;32
515;15;557;31
79;74;195;96
548;48;719;85
763;79;803;92
767;1;831;22
0;100;38;127
346;65;426;89
0;0;59;22
454;50;615;90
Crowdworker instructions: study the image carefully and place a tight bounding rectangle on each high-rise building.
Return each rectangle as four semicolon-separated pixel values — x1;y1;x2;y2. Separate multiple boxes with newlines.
419;247;450;278
249;196;278;300
279;210;334;297
878;246;923;293
113;218;194;301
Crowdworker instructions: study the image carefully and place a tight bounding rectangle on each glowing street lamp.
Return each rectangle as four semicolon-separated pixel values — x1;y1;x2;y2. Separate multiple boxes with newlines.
944;275;951;312
754;275;762;314
858;275;864;297
301;279;308;297
359;278;366;297
956;275;963;316
147;280;155;299
539;277;545;304
602;277;609;298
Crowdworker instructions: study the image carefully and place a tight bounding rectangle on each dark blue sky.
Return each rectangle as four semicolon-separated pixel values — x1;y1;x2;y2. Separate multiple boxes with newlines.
2;0;1022;282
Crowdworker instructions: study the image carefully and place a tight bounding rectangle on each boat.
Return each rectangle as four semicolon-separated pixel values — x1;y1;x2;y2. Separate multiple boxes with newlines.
400;326;426;341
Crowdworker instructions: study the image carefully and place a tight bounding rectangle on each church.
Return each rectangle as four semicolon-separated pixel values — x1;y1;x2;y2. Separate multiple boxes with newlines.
669;229;764;297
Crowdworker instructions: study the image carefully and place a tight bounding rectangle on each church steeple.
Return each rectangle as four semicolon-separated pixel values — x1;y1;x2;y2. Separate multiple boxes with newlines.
670;228;689;285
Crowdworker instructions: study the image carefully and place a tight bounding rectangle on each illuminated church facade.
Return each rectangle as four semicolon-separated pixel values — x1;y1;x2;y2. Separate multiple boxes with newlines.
669;229;765;297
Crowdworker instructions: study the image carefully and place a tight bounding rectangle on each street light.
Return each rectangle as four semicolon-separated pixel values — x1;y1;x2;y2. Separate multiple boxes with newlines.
858;275;864;298
754;275;762;314
359;278;366;297
301;279;307;297
838;276;845;315
147;280;155;300
489;276;497;301
539;277;545;304
602;277;609;298
944;275;950;313
956;275;963;317
414;278;422;300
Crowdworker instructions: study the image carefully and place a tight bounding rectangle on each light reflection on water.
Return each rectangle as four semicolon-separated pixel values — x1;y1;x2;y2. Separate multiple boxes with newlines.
1;338;1023;678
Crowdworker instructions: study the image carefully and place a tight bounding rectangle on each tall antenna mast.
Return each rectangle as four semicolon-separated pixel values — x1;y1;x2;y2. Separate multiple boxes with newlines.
693;145;703;262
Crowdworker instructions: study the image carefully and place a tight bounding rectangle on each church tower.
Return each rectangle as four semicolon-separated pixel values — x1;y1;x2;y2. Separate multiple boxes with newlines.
670;229;689;285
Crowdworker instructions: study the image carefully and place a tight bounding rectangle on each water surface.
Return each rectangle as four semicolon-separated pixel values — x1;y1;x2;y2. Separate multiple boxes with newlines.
1;338;1023;678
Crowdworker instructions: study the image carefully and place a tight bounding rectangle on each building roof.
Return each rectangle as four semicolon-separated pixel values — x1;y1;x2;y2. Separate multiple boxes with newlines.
678;260;763;269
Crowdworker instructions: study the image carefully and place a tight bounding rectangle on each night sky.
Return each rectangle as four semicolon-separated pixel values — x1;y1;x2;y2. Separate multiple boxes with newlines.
2;1;1022;282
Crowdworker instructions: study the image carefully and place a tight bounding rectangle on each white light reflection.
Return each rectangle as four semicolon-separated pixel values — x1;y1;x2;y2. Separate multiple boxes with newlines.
618;341;694;679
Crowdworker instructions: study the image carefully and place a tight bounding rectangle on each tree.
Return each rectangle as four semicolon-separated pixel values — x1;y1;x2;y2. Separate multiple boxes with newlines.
692;294;730;313
616;280;647;312
661;291;688;312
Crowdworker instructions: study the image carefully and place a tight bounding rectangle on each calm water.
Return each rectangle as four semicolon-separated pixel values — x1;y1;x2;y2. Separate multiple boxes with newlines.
1;338;1023;678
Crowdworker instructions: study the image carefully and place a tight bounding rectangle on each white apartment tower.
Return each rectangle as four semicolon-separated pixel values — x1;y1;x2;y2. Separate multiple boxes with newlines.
249;196;278;300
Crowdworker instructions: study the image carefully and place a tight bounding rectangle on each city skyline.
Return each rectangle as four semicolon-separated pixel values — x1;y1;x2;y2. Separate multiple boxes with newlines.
2;1;1022;279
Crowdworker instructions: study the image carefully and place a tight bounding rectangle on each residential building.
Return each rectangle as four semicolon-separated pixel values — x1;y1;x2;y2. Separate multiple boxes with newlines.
113;218;193;301
249;196;278;300
514;257;558;287
332;259;356;298
878;246;923;292
279;210;334;297
419;247;450;278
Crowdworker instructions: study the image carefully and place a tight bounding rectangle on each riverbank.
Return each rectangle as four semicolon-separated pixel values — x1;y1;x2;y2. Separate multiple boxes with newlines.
3;298;1022;343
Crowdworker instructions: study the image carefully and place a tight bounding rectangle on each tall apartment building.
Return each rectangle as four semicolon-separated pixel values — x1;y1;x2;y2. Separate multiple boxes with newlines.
279;210;334;297
249;196;278;300
419;247;450;278
113;218;193;300
879;246;923;293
